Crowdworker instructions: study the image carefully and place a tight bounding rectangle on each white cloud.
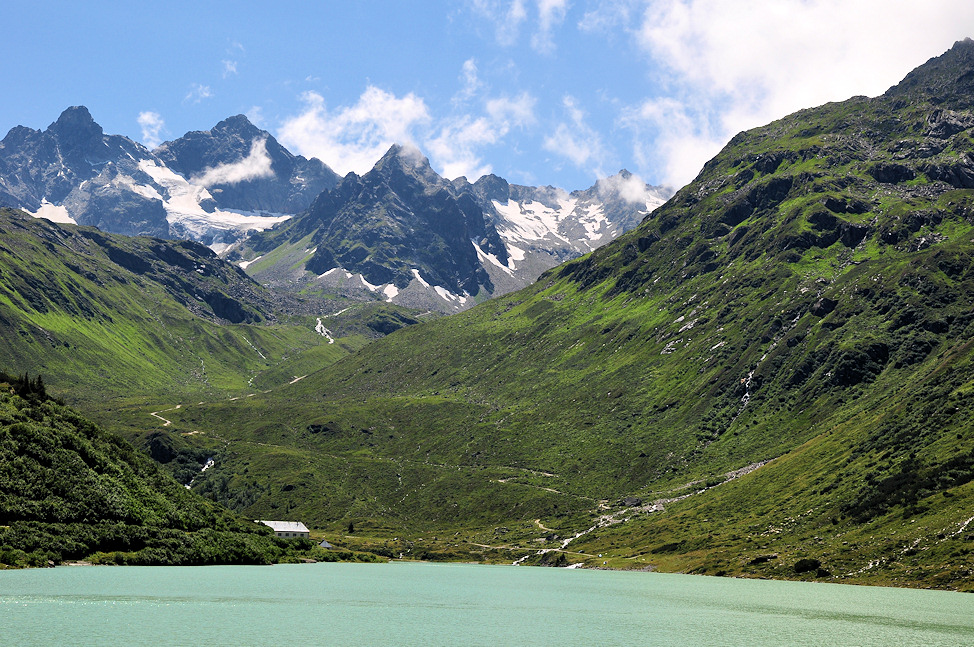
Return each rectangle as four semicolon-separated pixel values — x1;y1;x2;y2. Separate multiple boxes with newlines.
185;83;213;104
277;87;431;176
457;58;482;102
222;60;238;78
501;0;529;46
426;116;498;180
470;0;528;46
543;96;608;174
578;0;640;33
471;0;569;53
596;171;657;205
620;96;722;189
486;93;536;128
426;92;537;181
532;0;569;53
137;111;165;149
191;138;275;187
627;0;974;187
246;106;265;127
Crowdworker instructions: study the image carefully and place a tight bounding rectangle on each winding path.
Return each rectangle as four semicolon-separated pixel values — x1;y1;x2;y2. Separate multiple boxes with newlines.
149;404;182;427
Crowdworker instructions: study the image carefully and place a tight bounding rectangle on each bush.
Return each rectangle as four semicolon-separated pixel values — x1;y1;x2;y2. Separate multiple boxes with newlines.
794;558;821;574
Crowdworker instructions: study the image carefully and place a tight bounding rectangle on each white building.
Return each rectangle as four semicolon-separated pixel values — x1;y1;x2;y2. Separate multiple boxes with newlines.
258;520;310;538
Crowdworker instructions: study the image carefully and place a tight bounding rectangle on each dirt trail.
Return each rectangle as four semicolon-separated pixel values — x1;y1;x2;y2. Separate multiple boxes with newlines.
149;404;182;427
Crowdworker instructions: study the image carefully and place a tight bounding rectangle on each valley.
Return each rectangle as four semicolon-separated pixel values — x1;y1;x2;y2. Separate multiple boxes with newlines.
2;40;974;591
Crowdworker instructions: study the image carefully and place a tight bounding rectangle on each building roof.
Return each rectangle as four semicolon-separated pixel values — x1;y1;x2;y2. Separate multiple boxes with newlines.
258;520;310;533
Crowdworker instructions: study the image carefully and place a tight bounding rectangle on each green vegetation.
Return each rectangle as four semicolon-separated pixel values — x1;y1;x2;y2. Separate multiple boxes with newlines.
144;43;974;589
4;43;974;588
0;372;381;567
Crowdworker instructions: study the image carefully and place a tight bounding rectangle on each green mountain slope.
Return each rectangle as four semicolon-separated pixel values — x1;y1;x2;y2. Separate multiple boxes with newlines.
0;208;338;397
0;373;380;567
0;208;444;481
160;41;974;588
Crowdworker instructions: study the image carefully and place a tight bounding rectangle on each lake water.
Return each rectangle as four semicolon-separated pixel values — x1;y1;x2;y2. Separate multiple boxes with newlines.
1;562;972;646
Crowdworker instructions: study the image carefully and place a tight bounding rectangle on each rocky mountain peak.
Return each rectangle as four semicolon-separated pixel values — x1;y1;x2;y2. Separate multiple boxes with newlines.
48;106;102;139
361;144;444;199
151;114;338;214
885;38;974;105
471;174;511;203
46;106;106;156
210;114;262;140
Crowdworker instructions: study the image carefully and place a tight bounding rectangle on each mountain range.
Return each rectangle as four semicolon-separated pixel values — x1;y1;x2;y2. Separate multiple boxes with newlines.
2;40;974;588
231;145;668;311
0;107;339;246
0;108;668;312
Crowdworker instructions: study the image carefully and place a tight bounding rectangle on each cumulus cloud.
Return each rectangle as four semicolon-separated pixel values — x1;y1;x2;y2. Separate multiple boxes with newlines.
596;171;658;205
543;96;608;174
277;87;431;176
277;65;538;182
426;92;536;180
222;60;238;78
620;96;722;190
191;138;275;187
137;111;165;149
426;116;499;180
626;0;974;187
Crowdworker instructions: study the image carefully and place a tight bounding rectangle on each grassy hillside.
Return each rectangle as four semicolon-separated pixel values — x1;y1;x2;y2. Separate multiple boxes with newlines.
0;372;381;567
154;42;974;588
0;208;354;399
0;208;443;473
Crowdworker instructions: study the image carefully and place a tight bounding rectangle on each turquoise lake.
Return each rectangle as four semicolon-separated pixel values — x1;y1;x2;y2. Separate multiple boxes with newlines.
2;562;972;646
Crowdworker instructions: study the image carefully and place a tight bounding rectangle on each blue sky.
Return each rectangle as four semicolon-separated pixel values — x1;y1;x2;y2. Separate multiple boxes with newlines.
5;1;974;191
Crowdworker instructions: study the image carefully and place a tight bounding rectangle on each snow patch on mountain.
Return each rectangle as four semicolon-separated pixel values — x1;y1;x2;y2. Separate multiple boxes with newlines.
238;255;263;270
474;241;515;275
29;200;76;224
138;159;290;243
492;198;574;244
435;285;469;305
411;269;431;288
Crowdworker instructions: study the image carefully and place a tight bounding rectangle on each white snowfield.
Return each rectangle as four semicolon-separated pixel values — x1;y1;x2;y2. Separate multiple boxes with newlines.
29;200;76;224
492;197;575;245
138;159;290;241
491;189;666;255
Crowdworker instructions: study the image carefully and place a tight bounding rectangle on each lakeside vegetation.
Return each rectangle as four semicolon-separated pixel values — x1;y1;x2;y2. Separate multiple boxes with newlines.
0;372;380;568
